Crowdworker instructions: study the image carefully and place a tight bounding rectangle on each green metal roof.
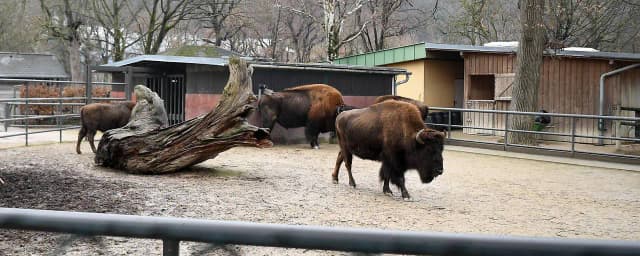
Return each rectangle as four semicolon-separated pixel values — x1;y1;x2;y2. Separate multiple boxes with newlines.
334;43;426;67
336;42;640;67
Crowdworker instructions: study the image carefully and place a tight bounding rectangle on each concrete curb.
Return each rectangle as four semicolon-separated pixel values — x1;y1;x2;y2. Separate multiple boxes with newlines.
446;145;640;172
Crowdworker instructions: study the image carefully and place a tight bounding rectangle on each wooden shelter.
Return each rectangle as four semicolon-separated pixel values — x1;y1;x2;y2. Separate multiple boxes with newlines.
335;43;640;144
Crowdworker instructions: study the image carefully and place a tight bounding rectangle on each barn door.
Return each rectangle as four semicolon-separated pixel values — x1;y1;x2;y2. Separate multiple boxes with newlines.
145;74;185;125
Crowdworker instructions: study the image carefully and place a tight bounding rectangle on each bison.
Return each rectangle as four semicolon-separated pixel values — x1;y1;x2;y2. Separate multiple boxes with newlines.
258;84;344;149
76;101;136;154
374;95;429;121
333;100;445;200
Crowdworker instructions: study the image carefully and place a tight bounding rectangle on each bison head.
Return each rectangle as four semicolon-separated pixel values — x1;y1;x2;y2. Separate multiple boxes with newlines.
414;128;445;183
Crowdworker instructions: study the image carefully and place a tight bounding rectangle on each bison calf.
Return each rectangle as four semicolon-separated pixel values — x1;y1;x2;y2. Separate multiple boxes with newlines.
76;101;135;154
333;101;444;200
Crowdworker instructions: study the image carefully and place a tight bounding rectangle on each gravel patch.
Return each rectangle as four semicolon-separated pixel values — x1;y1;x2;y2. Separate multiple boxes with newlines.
1;142;639;255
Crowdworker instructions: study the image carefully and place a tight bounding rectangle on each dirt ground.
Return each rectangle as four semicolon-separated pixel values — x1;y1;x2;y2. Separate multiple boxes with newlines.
1;142;639;255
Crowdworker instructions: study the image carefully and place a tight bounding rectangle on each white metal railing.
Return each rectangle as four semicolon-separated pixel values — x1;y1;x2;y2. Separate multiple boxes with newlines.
428;107;640;161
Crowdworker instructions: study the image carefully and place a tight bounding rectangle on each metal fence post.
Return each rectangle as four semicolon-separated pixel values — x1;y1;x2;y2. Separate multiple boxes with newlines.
503;113;509;151
163;239;179;256
571;117;576;155
58;83;63;142
25;83;29;146
86;65;93;105
125;67;133;101
3;103;8;132
447;110;452;139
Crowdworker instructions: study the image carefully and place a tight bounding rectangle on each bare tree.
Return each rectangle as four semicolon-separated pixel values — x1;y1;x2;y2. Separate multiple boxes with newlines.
0;0;40;52
280;0;370;61
135;0;191;54
544;0;640;51
357;0;427;52
509;0;546;145
39;0;88;80
282;0;322;62
441;0;519;45
88;0;143;61
191;0;245;47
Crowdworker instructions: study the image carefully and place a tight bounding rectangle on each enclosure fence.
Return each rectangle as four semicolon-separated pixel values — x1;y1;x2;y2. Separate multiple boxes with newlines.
0;78;126;146
1;208;639;256
428;107;640;164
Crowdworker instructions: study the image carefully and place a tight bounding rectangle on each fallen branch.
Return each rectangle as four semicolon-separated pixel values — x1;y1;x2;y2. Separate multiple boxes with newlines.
95;58;272;174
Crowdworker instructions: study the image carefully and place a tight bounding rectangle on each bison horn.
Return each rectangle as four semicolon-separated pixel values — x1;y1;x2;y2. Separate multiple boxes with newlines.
415;128;426;144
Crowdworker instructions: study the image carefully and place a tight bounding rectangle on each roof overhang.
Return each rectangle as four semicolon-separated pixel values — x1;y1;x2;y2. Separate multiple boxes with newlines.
103;55;230;67
425;42;640;62
101;55;408;75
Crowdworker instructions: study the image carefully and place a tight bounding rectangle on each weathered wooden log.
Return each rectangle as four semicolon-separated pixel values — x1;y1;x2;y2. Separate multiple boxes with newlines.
94;58;272;174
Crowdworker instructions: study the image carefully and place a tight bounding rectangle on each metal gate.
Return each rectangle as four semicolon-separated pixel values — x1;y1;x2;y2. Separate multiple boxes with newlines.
146;75;185;125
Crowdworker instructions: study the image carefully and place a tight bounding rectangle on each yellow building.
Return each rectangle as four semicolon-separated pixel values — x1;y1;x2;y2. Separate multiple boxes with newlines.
336;43;465;108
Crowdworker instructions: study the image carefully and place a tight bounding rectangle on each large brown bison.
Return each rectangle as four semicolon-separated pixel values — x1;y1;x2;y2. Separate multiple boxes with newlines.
374;95;429;121
333;100;445;200
76;101;136;154
258;84;344;149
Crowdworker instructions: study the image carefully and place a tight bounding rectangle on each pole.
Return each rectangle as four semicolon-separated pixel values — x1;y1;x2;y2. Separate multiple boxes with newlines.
571;117;576;155
25;83;29;146
86;65;93;105
125;67;133;101
162;239;179;256
504;113;509;151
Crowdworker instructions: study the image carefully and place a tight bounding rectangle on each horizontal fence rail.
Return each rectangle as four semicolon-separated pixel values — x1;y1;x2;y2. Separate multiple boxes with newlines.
428;107;640;163
1;208;639;256
430;107;640;121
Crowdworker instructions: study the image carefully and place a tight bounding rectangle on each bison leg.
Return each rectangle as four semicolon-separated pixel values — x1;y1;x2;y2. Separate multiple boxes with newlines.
76;127;87;154
379;163;393;195
391;174;411;200
87;130;98;153
304;125;320;149
332;151;343;184
343;152;356;188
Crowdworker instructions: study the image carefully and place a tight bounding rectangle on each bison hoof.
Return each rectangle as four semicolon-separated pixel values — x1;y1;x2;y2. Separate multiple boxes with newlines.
349;181;356;188
313;145;319;149
332;178;339;184
403;197;413;202
383;190;393;196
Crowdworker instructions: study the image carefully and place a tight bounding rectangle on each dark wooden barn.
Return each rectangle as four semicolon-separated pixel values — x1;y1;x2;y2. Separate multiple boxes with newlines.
99;55;408;143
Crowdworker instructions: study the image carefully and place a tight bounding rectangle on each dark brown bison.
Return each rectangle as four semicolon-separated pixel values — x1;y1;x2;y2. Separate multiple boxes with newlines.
374;95;429;121
258;84;344;149
333;100;445;200
76;101;136;154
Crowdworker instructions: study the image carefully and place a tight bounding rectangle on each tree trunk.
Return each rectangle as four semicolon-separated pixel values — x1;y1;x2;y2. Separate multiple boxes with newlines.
68;39;82;81
509;0;546;145
95;58;272;174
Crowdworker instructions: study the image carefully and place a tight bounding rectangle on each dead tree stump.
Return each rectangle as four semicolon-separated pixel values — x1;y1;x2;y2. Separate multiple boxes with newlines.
95;58;272;174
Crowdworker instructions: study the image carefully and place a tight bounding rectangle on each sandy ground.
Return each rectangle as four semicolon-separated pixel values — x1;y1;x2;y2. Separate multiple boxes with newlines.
1;142;640;255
